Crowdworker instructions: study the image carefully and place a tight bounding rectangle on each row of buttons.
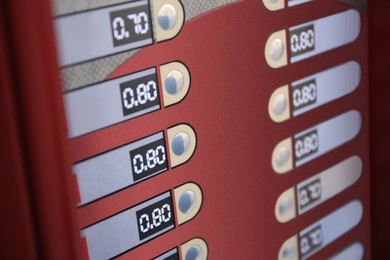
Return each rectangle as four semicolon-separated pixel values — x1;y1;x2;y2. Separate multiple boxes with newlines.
264;4;365;260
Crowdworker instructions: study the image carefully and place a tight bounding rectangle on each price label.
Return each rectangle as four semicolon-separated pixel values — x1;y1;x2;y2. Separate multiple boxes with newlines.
294;129;319;162
300;225;323;257
64;67;160;138
289;24;315;58
110;6;152;47
82;192;175;259
292;79;317;112
130;138;168;182
120;73;160;117
74;131;168;206
55;0;154;66
82;183;203;259
298;179;322;210
288;10;361;63
136;197;175;240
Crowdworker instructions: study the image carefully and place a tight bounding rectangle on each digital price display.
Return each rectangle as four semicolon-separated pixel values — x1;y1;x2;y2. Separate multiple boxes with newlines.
64;67;161;138
110;5;152;47
55;0;154;66
82;192;175;260
298;179;321;211
300;225;323;258
136;196;174;240
74;131;168;206
130;138;168;181
289;24;315;58
120;73;160;117
294;129;319;163
292;79;317;112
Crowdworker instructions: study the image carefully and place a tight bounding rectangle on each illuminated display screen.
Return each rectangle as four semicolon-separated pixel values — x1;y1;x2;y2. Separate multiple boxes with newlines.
289;24;315;58
120;73;160;117
292;79;317;112
130;138;168;181
298;179;322;211
294;129;319;162
300;225;323;257
110;5;153;47
136;196;175;240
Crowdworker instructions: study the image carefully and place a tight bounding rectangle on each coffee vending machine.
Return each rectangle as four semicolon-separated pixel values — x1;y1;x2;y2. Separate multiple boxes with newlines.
2;0;384;259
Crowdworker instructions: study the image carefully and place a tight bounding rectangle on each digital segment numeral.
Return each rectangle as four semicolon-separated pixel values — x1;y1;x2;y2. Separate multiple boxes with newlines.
295;129;319;161
120;73;160;117
136;197;175;240
292;79;317;111
300;225;323;257
290;24;315;57
299;179;322;210
129;138;168;181
110;5;153;47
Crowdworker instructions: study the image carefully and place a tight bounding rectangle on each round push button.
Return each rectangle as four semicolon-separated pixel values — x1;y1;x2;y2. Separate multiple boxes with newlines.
185;246;202;260
269;38;285;61
165;70;184;95
272;94;288;115
172;132;190;156
278;196;293;216
158;4;178;30
275;146;290;167
179;191;196;214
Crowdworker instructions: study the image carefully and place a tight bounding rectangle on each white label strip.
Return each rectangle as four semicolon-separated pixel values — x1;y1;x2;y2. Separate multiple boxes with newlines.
54;0;153;67
299;200;363;259
289;9;361;63
292;61;361;116
64;68;159;138
329;242;364;260
74;132;166;206
82;192;174;260
294;110;362;167
153;248;179;260
297;156;362;214
288;0;313;7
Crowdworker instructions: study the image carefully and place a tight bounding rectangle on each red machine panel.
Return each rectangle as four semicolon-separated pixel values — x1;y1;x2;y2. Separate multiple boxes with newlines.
0;0;371;259
53;0;370;258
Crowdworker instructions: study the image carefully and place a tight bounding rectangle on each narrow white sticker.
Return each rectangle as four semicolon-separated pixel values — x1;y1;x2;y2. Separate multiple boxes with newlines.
294;110;362;167
299;200;363;259
55;0;153;66
289;9;361;63
288;0;313;7
292;61;361;117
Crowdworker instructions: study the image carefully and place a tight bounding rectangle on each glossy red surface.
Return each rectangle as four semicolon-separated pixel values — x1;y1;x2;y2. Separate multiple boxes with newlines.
69;0;371;258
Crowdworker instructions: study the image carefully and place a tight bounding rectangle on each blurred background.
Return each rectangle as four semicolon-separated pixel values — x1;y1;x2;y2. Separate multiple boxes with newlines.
369;0;390;258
